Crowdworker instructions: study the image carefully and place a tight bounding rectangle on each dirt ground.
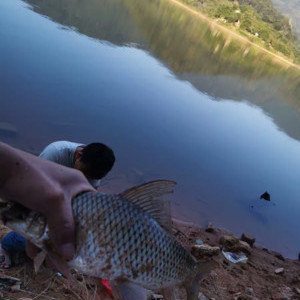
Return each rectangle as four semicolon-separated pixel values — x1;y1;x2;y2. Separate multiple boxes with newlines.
172;220;300;300
0;221;300;300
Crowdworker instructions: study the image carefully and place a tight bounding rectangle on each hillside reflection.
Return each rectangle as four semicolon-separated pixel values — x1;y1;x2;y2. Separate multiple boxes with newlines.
25;0;300;140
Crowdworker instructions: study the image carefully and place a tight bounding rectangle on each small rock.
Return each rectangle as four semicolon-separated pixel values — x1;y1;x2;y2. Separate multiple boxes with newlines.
275;267;284;274
205;222;214;233
18;298;33;300
274;252;285;261
241;233;255;247
151;294;163;300
210;270;218;278
10;284;21;291
191;244;220;258
245;287;254;296
219;235;251;255
198;292;209;300
238;241;252;255
219;235;239;249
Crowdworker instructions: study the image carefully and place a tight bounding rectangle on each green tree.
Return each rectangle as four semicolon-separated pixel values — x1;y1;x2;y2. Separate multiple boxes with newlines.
215;4;239;23
258;28;270;42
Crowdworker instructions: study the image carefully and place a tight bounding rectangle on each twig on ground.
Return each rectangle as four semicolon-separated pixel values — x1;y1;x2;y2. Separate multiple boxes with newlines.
57;277;82;300
18;288;57;300
32;274;56;300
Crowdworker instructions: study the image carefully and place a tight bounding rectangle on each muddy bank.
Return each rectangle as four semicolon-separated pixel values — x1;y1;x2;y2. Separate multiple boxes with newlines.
172;219;300;300
1;221;300;299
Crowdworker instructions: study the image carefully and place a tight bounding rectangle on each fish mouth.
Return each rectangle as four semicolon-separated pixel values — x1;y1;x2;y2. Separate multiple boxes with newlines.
0;203;31;225
0;198;8;212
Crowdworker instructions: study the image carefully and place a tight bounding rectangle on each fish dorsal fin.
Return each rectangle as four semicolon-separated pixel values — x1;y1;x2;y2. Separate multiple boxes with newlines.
120;180;176;233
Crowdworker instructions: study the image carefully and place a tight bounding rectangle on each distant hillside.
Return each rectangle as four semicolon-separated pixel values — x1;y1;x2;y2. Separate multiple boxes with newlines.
272;0;300;42
182;0;300;63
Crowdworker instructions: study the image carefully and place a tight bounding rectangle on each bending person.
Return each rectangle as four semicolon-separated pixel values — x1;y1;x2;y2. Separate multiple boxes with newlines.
0;141;115;268
39;141;115;189
0;141;95;266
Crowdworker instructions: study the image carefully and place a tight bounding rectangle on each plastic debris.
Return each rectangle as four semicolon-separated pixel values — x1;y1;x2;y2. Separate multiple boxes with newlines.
196;238;203;245
260;191;270;201
222;249;248;263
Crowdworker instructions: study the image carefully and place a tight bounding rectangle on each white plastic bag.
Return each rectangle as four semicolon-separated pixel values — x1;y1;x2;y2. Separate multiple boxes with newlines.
222;249;248;263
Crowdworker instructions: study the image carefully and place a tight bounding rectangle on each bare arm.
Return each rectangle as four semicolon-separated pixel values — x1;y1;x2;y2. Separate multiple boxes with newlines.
0;142;95;259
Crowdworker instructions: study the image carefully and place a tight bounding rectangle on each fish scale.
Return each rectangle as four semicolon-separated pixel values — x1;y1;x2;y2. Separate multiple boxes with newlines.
1;180;214;299
70;191;195;290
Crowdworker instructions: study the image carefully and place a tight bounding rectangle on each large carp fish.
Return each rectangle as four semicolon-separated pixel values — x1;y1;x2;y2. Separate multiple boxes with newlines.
0;180;215;300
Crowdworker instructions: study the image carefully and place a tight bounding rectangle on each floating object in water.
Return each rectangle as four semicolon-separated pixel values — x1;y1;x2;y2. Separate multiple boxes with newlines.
260;191;270;201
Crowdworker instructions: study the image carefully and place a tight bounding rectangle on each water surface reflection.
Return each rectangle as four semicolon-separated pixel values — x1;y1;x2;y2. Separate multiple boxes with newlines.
0;0;300;257
25;0;300;140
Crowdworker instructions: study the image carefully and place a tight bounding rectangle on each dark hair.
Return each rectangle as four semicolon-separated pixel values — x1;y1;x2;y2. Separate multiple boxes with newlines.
81;143;115;179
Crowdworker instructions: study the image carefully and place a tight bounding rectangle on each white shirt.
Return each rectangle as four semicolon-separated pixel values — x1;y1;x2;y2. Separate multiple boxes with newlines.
39;141;100;188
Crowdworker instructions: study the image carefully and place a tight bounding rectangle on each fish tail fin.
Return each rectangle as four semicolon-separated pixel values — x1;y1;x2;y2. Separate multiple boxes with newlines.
184;260;217;300
110;279;147;300
162;287;176;300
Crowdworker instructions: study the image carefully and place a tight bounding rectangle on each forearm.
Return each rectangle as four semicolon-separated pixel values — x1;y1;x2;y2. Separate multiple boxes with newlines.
0;142;46;204
0;142;93;207
0;142;26;198
0;141;95;259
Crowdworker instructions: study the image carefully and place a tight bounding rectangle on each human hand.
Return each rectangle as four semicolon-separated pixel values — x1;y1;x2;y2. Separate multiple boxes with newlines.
0;142;95;259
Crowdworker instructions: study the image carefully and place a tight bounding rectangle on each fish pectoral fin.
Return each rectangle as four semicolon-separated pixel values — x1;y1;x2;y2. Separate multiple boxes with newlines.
110;279;147;300
33;250;47;273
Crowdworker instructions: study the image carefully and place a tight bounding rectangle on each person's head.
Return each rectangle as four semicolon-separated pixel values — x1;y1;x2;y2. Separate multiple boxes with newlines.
73;143;115;180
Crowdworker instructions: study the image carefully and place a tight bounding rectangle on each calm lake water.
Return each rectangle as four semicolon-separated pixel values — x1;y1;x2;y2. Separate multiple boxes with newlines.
1;0;300;258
